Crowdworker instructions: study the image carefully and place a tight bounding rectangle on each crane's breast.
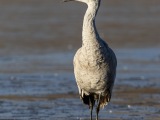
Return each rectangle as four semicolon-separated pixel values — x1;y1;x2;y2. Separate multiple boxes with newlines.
73;48;112;94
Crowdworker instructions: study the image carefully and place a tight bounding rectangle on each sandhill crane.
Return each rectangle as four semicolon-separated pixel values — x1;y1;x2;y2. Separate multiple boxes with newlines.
64;0;117;120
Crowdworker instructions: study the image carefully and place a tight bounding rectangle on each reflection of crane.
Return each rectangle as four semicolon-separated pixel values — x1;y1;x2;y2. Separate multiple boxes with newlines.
64;0;117;120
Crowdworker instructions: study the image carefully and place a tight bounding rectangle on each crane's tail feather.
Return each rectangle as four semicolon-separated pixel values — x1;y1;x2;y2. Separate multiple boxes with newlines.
79;90;111;109
80;94;95;108
99;92;111;108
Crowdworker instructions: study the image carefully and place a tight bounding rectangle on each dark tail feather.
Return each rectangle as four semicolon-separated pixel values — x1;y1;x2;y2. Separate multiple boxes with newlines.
81;94;95;107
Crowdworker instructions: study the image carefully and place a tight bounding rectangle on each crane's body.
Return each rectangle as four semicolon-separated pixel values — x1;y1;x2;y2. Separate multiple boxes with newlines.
64;0;117;120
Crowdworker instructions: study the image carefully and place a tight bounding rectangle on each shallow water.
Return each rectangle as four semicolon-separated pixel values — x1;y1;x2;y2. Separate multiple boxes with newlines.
0;0;160;120
0;49;160;120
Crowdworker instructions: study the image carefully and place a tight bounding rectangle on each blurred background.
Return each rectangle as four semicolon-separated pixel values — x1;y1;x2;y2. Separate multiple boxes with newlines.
0;0;160;119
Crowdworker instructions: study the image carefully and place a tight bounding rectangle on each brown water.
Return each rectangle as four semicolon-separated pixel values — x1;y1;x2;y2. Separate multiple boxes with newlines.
0;0;160;120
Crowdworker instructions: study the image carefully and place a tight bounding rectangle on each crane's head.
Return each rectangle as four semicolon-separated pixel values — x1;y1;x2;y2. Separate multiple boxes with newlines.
63;0;100;4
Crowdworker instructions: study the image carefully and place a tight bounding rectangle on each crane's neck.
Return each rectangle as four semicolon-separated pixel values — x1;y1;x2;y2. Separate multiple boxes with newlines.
82;1;101;46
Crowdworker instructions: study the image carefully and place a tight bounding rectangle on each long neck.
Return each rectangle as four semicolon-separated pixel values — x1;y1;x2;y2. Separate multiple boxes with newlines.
82;1;101;46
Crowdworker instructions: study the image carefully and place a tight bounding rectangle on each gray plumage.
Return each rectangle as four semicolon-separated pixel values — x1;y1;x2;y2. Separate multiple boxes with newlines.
64;0;117;120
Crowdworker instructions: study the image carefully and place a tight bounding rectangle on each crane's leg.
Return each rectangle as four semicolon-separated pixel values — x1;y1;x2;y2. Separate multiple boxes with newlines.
89;97;93;120
96;94;101;120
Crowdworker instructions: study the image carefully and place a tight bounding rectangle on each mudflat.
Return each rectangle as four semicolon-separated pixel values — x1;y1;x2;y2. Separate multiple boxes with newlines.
0;0;159;55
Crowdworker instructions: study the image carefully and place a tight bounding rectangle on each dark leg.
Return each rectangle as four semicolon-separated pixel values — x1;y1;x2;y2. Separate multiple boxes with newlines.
96;94;101;120
89;97;93;120
90;106;93;120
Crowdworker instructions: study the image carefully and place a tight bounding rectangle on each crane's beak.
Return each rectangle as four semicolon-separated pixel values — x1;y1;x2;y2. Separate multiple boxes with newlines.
63;0;75;2
63;0;86;3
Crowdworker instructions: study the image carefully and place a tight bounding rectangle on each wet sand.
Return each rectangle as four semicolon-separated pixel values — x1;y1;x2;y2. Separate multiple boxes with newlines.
0;0;160;120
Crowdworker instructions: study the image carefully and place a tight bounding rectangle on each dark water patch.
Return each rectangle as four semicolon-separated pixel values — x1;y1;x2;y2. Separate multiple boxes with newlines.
0;73;77;96
116;48;160;80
